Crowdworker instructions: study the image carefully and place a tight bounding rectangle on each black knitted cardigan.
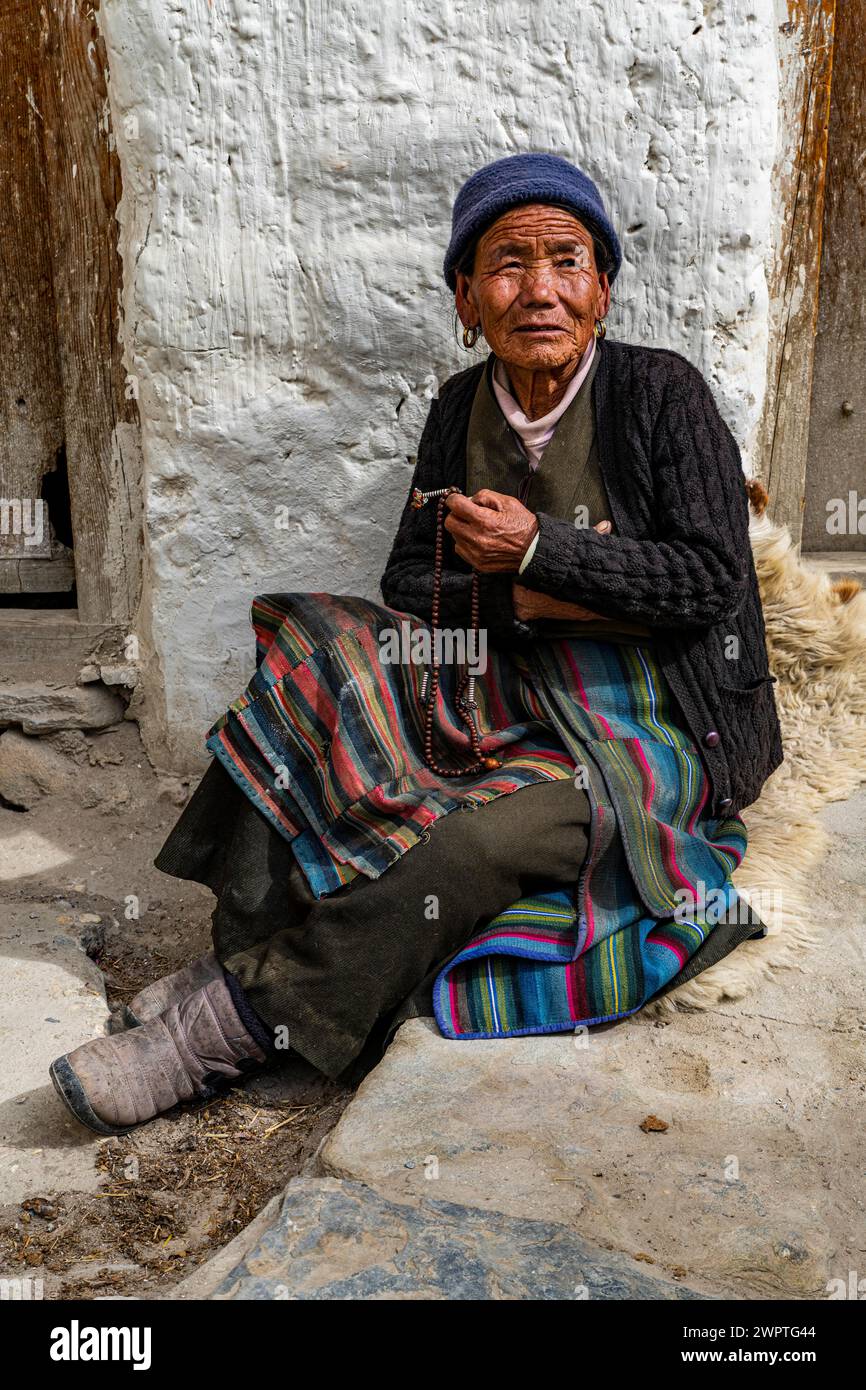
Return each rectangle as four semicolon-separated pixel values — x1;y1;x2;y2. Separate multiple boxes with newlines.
380;336;784;816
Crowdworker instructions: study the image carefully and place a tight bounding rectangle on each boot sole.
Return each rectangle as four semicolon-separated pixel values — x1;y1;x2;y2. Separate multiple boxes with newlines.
49;1056;134;1137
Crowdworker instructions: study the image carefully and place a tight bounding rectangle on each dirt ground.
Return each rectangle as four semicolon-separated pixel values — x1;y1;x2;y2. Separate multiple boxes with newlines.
0;718;355;1298
9;715;862;1301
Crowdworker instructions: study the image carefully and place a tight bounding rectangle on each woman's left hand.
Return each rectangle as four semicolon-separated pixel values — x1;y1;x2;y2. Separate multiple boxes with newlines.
444;489;538;572
512;585;605;622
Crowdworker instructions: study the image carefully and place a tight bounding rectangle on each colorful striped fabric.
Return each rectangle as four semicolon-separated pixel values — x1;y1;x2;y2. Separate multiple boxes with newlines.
432;885;740;1040
206;592;749;1039
207;593;587;897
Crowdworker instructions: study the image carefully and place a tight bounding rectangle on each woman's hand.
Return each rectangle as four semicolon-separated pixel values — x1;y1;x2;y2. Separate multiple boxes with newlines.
512;518;613;622
444;489;538;572
512;586;606;622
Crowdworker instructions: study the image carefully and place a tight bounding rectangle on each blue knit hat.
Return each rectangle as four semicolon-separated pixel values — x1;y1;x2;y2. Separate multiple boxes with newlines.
442;152;622;291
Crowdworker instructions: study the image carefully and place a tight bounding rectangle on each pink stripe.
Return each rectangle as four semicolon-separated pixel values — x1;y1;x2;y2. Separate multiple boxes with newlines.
214;729;298;837
686;771;709;834
448;973;460;1031
578;803;603;958
269;684;325;767
656;821;696;895
628;740;695;895
650;932;689;969
259;645;292;683
565;962;578;1023
357;626;405;743
559;645;616;738
629;737;656;804
466;929;574;950
482;666;513;732
712;841;744;861
559;645;590;709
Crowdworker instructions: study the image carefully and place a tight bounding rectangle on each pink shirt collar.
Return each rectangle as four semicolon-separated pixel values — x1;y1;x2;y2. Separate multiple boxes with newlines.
491;335;596;471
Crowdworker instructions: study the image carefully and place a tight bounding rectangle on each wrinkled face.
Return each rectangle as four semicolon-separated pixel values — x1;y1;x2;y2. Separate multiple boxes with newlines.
455;203;611;371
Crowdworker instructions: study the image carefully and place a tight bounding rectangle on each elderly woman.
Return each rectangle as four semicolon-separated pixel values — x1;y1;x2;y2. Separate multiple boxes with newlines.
51;153;783;1135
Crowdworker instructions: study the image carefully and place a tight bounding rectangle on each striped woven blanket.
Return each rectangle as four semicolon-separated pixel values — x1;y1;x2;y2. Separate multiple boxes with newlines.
432;883;742;1040
206;592;750;1040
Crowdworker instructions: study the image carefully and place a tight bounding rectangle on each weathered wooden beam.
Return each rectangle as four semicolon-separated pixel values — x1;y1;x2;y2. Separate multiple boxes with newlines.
38;0;142;624
802;551;866;581
0;552;75;593
0;608;125;667
0;0;66;587
802;0;866;552
759;0;837;548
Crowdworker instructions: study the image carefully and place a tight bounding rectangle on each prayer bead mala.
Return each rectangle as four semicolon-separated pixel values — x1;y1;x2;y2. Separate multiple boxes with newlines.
410;485;501;778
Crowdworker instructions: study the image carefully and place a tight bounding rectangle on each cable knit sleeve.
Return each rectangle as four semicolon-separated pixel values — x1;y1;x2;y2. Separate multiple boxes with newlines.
379;393;530;640
518;360;750;628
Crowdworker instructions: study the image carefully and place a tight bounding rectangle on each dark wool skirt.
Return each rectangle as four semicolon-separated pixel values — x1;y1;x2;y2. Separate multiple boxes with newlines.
155;759;763;1079
155;762;593;1077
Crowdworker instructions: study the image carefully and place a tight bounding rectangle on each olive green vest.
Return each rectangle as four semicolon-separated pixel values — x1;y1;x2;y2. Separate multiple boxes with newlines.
466;349;609;527
465;351;650;640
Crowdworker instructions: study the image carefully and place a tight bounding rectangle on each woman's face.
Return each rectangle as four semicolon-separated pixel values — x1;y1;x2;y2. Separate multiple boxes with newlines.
455;203;611;372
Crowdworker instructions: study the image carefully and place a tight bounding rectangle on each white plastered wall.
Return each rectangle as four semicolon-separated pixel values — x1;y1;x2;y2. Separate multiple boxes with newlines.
98;0;779;770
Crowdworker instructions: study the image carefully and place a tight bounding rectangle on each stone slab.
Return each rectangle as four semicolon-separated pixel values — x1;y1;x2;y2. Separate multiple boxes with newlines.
321;792;866;1303
0;905;111;1207
0;683;125;734
203;1176;707;1301
0;731;78;810
321;998;863;1302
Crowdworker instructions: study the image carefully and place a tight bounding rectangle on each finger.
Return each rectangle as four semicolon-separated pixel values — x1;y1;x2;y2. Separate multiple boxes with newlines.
452;538;481;568
444;493;483;521
443;513;479;543
444;515;479;548
593;519;612;534
470;488;506;511
445;504;499;539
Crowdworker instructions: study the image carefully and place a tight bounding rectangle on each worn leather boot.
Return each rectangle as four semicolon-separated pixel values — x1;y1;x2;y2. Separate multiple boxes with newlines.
50;973;269;1135
108;950;224;1032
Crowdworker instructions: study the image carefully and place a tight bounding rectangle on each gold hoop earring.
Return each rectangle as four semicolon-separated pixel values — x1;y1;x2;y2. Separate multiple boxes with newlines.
594;319;607;340
462;323;480;350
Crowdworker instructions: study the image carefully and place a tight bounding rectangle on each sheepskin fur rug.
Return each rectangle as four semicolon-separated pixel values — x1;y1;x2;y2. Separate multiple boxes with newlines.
653;489;866;1012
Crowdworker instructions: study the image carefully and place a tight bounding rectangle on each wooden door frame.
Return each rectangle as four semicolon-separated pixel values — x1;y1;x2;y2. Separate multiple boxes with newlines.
802;0;866;556
38;0;142;628
759;0;837;548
